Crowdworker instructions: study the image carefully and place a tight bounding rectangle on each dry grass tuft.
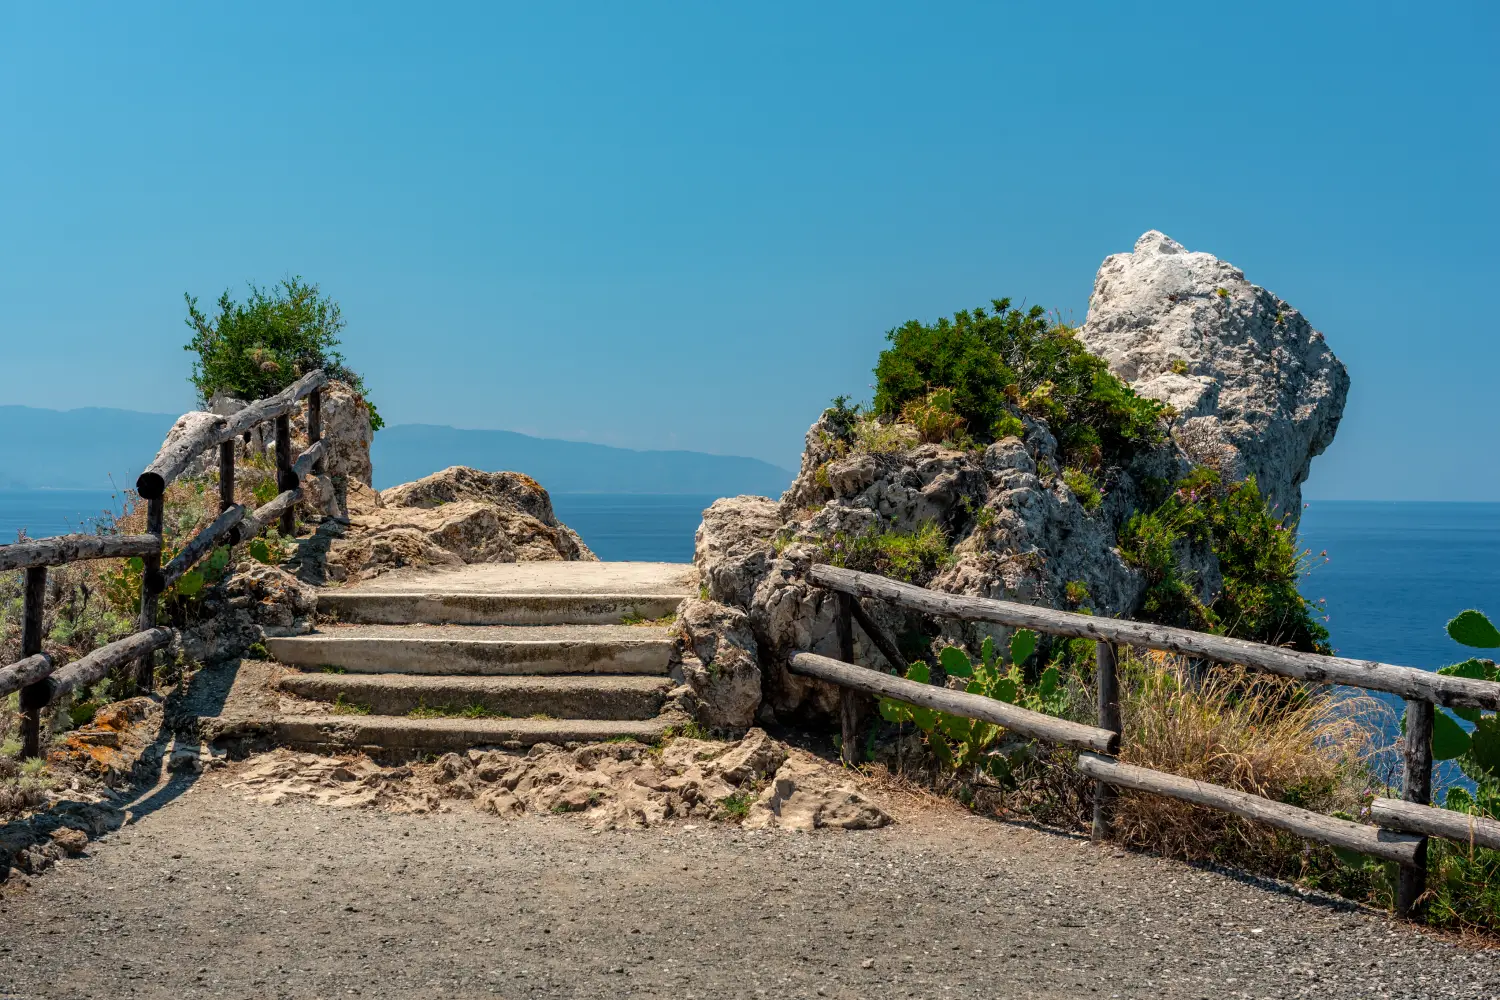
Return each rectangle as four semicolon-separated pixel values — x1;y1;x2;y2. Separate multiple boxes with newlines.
1111;652;1385;866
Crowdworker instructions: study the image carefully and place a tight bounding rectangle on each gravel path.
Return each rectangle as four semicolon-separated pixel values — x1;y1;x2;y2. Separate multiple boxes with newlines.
1;762;1496;1000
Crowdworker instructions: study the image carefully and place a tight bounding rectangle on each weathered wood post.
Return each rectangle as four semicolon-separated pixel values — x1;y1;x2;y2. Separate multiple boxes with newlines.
1396;699;1433;919
18;566;47;758
218;440;235;515
836;591;858;765
306;387;323;474
1092;640;1121;842
275;413;296;537
135;495;165;693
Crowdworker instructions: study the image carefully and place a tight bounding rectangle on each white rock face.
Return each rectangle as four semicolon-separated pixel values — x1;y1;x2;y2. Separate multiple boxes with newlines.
1080;231;1348;515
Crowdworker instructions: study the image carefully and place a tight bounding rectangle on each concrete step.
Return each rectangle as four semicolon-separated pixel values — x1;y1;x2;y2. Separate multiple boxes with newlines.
317;591;683;626
317;561;696;626
264;624;675;676
278;671;673;720
274;713;669;754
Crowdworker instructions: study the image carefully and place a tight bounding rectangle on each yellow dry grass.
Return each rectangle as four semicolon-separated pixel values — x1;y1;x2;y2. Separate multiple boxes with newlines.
1111;652;1385;864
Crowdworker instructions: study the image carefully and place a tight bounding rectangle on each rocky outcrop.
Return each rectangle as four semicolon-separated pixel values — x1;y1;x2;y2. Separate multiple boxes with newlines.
177;564;319;665
1079;231;1348;515
688;232;1345;719
324;466;596;583
672;599;762;729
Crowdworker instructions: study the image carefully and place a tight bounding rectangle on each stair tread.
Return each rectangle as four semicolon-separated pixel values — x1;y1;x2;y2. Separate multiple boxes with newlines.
330;560;697;596
280;672;673;693
275;713;669;749
284;623;673;643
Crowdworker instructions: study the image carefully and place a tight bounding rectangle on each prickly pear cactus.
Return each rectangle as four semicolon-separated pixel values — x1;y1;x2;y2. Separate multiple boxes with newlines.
1404;609;1500;815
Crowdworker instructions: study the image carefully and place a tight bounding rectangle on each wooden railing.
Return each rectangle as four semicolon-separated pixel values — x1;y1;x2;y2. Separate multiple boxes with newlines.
801;563;1500;920
0;371;328;761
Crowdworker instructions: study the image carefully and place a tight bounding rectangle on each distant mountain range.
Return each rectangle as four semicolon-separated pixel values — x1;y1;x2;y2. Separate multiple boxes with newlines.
0;405;793;497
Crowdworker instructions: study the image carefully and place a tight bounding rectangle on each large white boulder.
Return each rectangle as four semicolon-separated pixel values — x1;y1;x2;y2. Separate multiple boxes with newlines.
1079;231;1348;516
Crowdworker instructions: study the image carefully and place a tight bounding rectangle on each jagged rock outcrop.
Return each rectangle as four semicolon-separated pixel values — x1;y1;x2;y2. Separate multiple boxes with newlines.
325;466;596;583
672;599;762;729
687;232;1345;719
1079;231;1348;515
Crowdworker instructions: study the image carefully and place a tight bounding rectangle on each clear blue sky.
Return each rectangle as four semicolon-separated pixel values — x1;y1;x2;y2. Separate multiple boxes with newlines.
1;2;1494;498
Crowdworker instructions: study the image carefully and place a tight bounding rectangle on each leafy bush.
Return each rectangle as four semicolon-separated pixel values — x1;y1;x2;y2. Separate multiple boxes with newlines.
184;276;382;429
1120;469;1329;652
820;522;952;584
873;299;1165;466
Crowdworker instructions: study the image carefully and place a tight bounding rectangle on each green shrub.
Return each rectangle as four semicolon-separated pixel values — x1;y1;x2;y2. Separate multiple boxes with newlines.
900;387;965;444
1064;580;1090;606
821;522;952;584
992;413;1025;440
184;276;382;429
873;299;1165;466
1120;469;1328;652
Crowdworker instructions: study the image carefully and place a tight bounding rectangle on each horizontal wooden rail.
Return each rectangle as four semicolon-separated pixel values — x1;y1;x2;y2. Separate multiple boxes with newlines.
810;564;1500;711
137;370;327;499
160;505;246;590
0;653;56;699
0;534;161;573
292;440;323;481
1077;753;1422;866
35;629;174;703
1371;798;1500;852
239;488;300;540
789;650;1118;753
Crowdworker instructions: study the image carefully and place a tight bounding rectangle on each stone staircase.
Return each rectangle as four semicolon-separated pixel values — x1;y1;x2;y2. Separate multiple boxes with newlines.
261;562;696;756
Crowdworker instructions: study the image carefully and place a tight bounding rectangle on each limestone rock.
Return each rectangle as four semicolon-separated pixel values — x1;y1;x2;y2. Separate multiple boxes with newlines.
325;466;596;583
1079;230;1348;515
694;495;780;607
672;599;762;729
742;754;891;832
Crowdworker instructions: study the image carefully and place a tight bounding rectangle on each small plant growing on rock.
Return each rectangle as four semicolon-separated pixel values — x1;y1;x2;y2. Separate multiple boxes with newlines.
900;387;965;444
1064;580;1090;606
820;522;952;584
1061;467;1103;512
991;412;1025;440
1169;358;1189;375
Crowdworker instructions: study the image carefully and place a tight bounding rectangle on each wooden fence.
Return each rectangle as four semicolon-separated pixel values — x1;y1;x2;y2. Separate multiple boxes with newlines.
800;562;1500;920
0;371;328;760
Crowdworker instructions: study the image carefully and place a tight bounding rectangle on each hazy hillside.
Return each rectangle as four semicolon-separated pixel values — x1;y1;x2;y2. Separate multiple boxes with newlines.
0;406;792;496
0;406;180;489
371;424;792;495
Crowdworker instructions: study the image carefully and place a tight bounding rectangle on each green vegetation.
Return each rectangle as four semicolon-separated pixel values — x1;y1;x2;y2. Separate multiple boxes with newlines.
718;791;755;820
1064;580;1090;606
819;521;952;584
407;701;507;720
879;630;1067;782
1119;469;1329;652
1406;610;1500;931
1061;466;1102;512
330;693;370;716
872;298;1165;467
184;276;382;429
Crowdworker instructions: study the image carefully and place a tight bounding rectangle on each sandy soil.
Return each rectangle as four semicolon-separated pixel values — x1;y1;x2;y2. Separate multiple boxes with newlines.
1;754;1497;1000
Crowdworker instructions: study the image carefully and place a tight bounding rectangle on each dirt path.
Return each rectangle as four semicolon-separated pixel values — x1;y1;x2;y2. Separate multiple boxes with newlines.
1;760;1496;1000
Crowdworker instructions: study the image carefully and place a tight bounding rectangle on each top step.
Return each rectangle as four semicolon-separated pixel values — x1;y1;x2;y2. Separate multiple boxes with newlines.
318;561;698;626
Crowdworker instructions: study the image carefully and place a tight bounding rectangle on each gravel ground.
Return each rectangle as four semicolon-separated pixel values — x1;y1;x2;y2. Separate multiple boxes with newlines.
1;761;1497;1000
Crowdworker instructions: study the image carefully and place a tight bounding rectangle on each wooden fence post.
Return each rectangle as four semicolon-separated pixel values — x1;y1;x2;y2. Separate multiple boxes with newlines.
1397;699;1433;919
18;566;47;758
836;591;858;765
275;413;295;537
135;494;165;694
306;388;323;474
218;440;235;515
1092;640;1121;842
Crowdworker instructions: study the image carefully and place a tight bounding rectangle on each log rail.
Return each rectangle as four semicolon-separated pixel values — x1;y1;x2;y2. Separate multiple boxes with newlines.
1;372;328;759
802;562;1500;921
